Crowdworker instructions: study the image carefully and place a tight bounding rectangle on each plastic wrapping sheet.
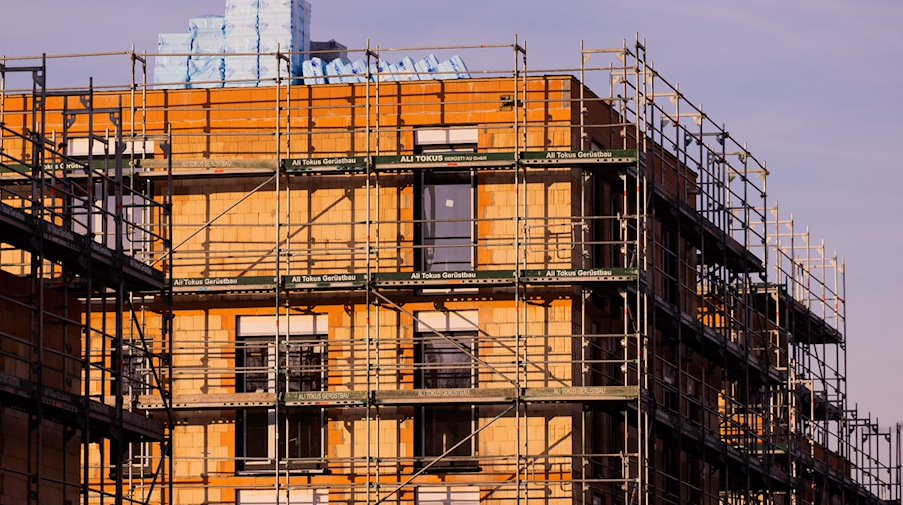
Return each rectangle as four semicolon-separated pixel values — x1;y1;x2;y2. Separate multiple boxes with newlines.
258;0;310;77
158;33;193;52
436;60;456;80
447;55;470;79
189;17;225;88
188;58;225;88
302;57;326;84
189;15;225;36
154;69;190;88
396;57;420;81
324;58;351;84
348;60;368;83
225;0;259;16
224;0;259;86
223;2;257;32
154;33;192;88
258;52;300;83
225;26;259;52
377;60;401;82
193;33;226;54
258;35;294;53
225;0;258;46
413;54;441;80
224;56;259;86
224;24;259;86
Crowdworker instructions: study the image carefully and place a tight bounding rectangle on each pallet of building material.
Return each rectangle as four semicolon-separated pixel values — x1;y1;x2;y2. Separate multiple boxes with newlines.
188;16;226;88
414;54;441;80
153;33;192;89
258;0;310;81
225;0;260;86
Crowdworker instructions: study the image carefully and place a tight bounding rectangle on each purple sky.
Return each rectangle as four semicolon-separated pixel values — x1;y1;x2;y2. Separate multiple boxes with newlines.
2;1;901;426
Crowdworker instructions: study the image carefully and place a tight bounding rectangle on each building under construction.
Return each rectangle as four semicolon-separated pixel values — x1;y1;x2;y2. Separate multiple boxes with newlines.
0;37;900;505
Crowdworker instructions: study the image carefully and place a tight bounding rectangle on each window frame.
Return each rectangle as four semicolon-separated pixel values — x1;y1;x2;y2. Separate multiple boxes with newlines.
413;329;480;471
415;169;477;273
413;132;478;275
236;316;328;474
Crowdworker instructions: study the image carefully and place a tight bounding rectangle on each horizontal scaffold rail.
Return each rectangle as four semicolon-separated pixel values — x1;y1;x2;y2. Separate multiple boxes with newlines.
136;385;640;411
0;372;164;442
170;268;639;293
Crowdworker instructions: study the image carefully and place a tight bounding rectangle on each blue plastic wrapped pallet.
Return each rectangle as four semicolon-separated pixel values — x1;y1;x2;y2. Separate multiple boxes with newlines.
224;0;260;86
154;33;192;89
152;1;475;88
301;57;326;85
188;16;226;88
313;55;471;84
377;60;399;82
414;54;441;80
435;56;470;80
189;15;226;36
348;60;368;83
396;57;419;81
324;58;351;84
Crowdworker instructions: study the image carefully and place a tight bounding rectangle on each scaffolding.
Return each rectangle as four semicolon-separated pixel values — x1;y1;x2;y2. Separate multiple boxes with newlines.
0;60;173;504
0;37;899;505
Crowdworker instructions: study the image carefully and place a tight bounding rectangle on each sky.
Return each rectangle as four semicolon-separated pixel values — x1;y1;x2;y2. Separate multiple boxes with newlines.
2;1;901;426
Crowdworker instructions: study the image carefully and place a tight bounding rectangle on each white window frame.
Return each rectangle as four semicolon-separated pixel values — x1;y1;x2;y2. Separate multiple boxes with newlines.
415;486;480;505
237;489;327;505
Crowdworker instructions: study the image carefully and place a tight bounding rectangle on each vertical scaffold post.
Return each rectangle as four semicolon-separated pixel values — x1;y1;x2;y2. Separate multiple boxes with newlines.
364;37;375;505
512;33;523;505
274;43;284;504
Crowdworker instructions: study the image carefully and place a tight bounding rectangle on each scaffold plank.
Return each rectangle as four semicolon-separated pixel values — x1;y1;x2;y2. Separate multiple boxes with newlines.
371;270;515;287
282;156;368;174
282;273;366;290
139;158;277;178
172;276;277;293
374;152;516;170
0;201;165;292
521;267;638;284
284;391;366;406
374;388;515;405
137;392;276;410
173;268;640;293
140;386;640;409
0;372;164;442
520;149;637;165
523;385;640;402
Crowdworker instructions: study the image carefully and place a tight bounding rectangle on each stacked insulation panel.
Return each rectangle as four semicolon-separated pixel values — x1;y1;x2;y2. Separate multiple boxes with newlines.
258;0;311;83
224;0;260;86
302;53;470;85
154;1;474;88
188;16;226;88
153;33;192;88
